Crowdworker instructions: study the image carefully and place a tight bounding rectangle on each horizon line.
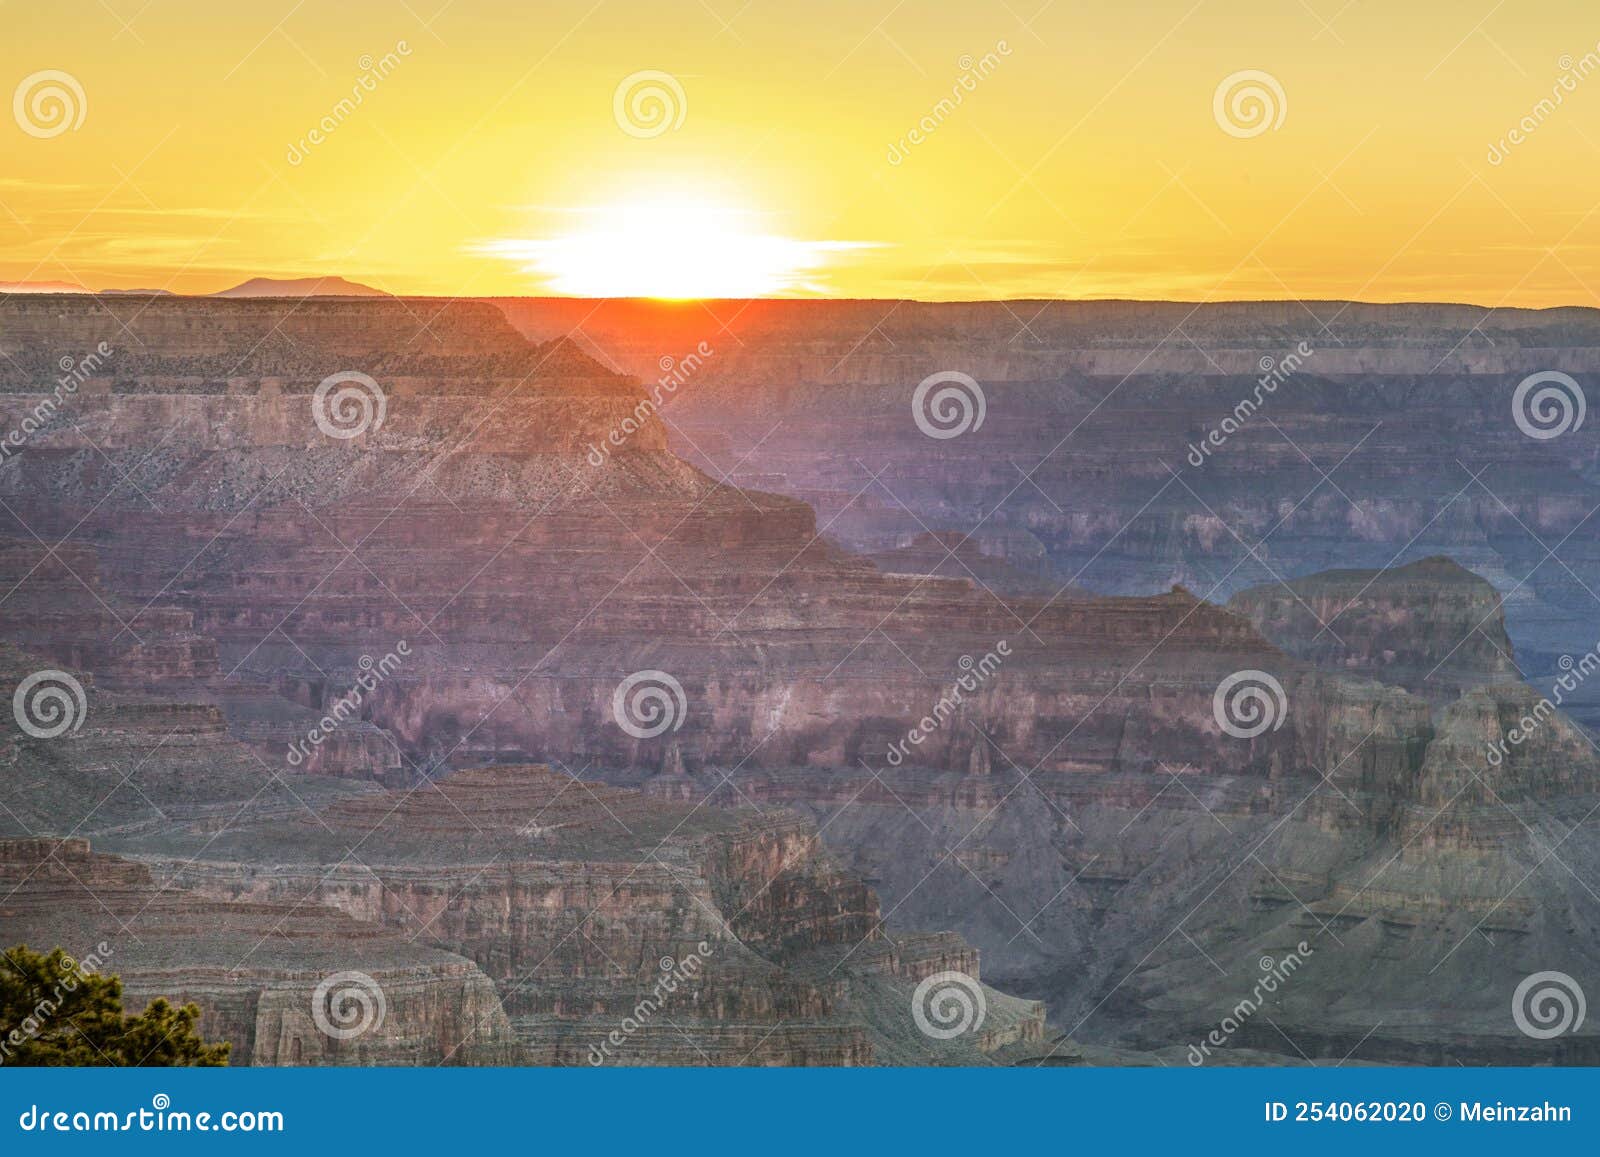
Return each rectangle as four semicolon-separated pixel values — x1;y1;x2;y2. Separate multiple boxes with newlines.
4;287;1600;314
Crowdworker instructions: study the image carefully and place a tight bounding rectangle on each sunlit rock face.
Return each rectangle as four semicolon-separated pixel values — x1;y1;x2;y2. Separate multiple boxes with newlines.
2;295;1598;1066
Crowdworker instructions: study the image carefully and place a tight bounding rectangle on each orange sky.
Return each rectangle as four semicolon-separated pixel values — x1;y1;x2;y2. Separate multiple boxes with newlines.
5;0;1600;304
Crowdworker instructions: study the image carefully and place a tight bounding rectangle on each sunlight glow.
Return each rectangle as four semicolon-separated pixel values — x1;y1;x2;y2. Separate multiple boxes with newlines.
478;199;871;298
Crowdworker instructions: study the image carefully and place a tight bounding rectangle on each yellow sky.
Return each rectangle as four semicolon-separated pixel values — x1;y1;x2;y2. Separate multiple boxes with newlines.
5;0;1600;304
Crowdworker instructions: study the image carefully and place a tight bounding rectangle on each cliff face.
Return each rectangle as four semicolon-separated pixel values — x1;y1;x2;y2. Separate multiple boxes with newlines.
1;296;587;370
490;298;1600;732
1;295;1385;791
1;295;1056;1065
0;539;403;784
0;641;381;839
1113;666;1600;1065
2;750;1036;1066
1228;556;1521;701
4;295;1599;1066
102;765;1036;1066
716;672;1600;1065
0;541;217;687
0;838;517;1066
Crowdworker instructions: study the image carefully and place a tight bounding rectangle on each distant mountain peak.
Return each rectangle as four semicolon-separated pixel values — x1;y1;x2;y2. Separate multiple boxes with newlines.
212;275;389;298
0;279;91;294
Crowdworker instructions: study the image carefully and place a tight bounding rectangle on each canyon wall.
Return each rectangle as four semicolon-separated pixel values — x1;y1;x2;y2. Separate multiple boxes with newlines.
3;295;1597;1065
0;838;517;1065
491;297;1600;733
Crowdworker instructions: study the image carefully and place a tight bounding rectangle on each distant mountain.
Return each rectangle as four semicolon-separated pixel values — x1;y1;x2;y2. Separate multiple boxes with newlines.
0;279;91;294
101;288;174;296
213;275;388;298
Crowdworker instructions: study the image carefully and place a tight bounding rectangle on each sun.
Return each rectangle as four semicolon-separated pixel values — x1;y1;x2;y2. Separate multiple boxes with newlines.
479;197;867;299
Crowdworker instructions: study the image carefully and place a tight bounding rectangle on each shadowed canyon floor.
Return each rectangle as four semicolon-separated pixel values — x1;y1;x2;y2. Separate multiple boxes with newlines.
1;294;1597;1065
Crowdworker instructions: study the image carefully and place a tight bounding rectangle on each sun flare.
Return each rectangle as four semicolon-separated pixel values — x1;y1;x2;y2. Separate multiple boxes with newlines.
479;198;869;299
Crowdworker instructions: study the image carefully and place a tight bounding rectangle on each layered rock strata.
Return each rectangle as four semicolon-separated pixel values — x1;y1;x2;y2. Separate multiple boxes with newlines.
491;297;1600;731
0;838;516;1065
3;296;1597;1066
101;765;1036;1066
1229;556;1521;701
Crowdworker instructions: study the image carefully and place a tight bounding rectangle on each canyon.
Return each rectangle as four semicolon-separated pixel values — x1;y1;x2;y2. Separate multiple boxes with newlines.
1;293;1596;1065
496;297;1600;723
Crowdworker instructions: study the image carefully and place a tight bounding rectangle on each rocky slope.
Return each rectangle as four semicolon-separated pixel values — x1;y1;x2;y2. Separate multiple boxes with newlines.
696;668;1600;1065
2;295;1597;1066
491;298;1600;731
0;539;403;782
127;764;1044;1065
0;764;1040;1066
0;838;517;1065
0;641;377;839
0;296;1386;788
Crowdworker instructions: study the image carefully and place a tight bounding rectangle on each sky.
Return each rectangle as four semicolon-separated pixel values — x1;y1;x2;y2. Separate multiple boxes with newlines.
4;0;1600;303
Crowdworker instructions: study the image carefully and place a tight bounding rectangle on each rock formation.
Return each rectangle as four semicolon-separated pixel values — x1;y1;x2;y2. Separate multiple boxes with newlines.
1229;556;1521;701
491;298;1600;732
0;838;517;1065
2;294;1598;1066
